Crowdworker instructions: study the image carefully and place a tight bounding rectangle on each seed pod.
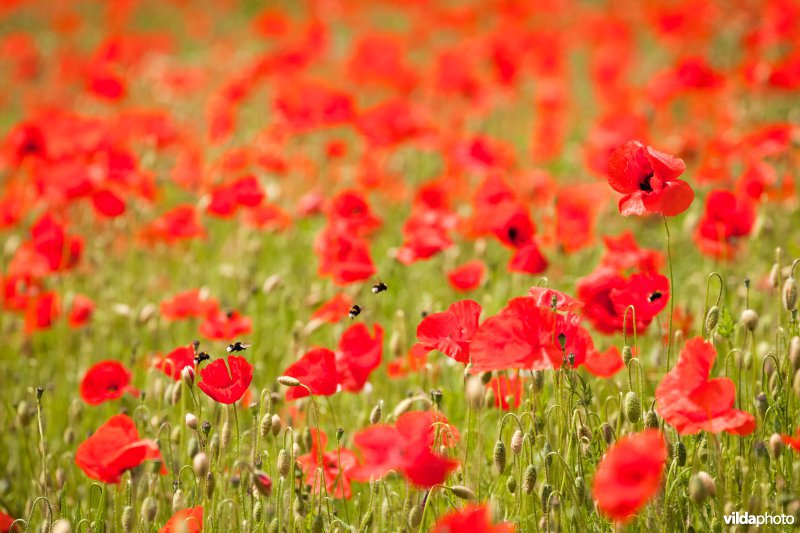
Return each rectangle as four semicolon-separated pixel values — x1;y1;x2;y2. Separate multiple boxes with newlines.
543;442;553;469
408;505;423;528
523;465;537;494
141;497;158;523
689;471;716;503
624;391;642;424
370;401;383;424
644;410;659;429
172;488;187;513
675;441;687;467
755;392;768;418
506;476;517;494
293;495;306;518
741;309;759;331
52;520;71;533
260;413;272;437
185;413;198;430
121;506;133;533
769;433;784;458
705;306;719;333
511;430;524;455
493;441;506;474
271;414;282;437
600;423;614;445
785;278;799;311
193;452;209;477
450;485;476;500
253;499;263;523
206;472;215;498
277;449;290;478
575;476;585;501
541;483;553;512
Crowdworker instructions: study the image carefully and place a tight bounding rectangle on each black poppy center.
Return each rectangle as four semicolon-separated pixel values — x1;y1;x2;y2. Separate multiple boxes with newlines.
639;172;654;192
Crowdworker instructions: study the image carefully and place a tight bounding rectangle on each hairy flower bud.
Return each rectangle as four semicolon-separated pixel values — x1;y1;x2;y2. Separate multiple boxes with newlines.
511;430;524;455
523;464;537;494
185;413;198;430
493;440;507;474
277;449;290;478
369;401;383;424
689;471;716;503
705;306;719;333
450;485;476;500
644;410;659;429
741;309;759;331
784;278;798;311
624;391;642;424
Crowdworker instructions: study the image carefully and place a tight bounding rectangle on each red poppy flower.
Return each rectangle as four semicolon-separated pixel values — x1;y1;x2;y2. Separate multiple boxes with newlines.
91;189;126;218
600;232;663;274
782;429;800;452
350;411;459;488
242;203;291;232
140;205;205;244
80;360;139;405
593;429;667;523
414;299;482;364
311;293;353;324
431;504;513;533
159;506;203;533
160;289;219;322
355;99;427;148
0;511;17;533
694;189;756;260
486;374;523;409
508;240;548;275
199;310;252;340
24;291;60;334
583;346;624;378
576;268;669;335
75;414;166;484
153;345;195;380
314;226;376;285
283;348;340;401
29;213;83;272
274;81;354;131
655;338;756;435
68;294;95;328
387;345;428;377
336;323;383;392
207;175;265;218
447;260;485;292
607;140;694;217
528;286;583;312
327;190;381;236
296;429;359;499
197;355;253;404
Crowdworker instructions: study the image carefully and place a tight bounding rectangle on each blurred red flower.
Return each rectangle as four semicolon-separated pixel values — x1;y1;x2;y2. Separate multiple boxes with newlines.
152;344;195;381
414;299;482;364
24;291;60;334
75;414;166;484
655;338;755;435
197;355;253;404
199;310;252;340
431;504;513;533
80;360;139;405
311;293;353;324
159;506;203;533
67;294;95;328
593;429;667;523
296;429;359;499
447;260;485;291
694;189;756;259
160;289;219;322
335;323;383;393
583;346;625;378
607;140;693;217
486;374;523;409
283;348;340;401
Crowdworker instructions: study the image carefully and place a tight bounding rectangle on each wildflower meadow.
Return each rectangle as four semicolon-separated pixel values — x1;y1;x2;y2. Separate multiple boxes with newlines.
1;0;800;532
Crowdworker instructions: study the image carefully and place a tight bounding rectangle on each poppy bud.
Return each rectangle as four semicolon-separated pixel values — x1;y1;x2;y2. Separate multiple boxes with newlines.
484;388;496;409
506;476;517;494
52;520;71;533
221;421;231;450
311;514;323;533
577;425;592;441
450;485;476;500
755;392;768;418
259;413;272;437
209;434;219;461
170;426;182;444
674;441;687;467
493;440;506;474
704;306;719;333
600;423;614;445
253;499;263;523
141;497;157;523
408;505;422;528
543;442;553;469
511;430;523;455
523;465;537;494
121;506;133;533
271;414;282;436
278;376;301;387
430;389;443;407
770;262;781;289
624;391;641;423
253;470;273;497
480;371;492;385
206;472;215;498
369;402;382;424
790;337;800;372
181;367;195;388
769;433;784;458
465;376;484;409
532;370;544;392
302;427;312;452
644;410;659;429
172;488;187;513
293;495;306;518
740;309;759;331
784;278;798;311
689;471;716;503
63;427;75;446
336;427;344;442
622;346;633;367
185;413;198;430
277;449;290;478
170;382;182;405
193;452;209;477
541;483;553;512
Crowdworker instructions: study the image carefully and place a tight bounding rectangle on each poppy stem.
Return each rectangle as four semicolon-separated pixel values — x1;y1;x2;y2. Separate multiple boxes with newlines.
231;404;241;459
663;215;675;371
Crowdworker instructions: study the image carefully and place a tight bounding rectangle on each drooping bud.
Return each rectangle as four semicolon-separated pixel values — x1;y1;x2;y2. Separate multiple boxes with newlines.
253;470;273;497
705;306;719;333
185;413;198;430
493;440;507;474
277;449;290;478
741;309;759;331
181;366;195;388
408;505;422;528
769;433;784;458
506;476;517;494
689;471;716;503
675;441;687;467
141;497;158;523
755;392;768;418
600;423;614;445
121;506;133;533
622;346;633;367
644;410;659;429
172;488;187;513
278;376;301;387
624;391;642;424
784;278;798;312
271;414;282;437
260;413;272;437
206;472;215;498
369;401;383;424
523;465;537;494
465;376;484;409
450;485;476;500
511;430;524;455
790;337;800;372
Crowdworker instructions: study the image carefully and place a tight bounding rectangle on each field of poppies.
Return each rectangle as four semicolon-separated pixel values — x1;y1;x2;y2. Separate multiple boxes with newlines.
2;0;800;531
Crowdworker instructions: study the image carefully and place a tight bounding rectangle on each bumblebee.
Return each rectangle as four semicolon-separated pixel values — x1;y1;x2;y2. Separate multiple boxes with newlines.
194;352;211;365
371;280;388;294
349;305;362;319
227;341;251;353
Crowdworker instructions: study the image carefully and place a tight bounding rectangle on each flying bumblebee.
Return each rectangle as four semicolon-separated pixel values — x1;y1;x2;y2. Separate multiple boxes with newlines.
227;341;251;353
371;280;388;294
349;305;362;319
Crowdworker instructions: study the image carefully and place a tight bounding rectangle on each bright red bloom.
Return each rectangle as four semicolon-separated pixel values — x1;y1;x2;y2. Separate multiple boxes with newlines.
600;232;663;274
414;300;482;364
336;323;383;392
274;81;354;131
694;189;756;259
528;286;583;312
160;289;219;322
350;411;459;488
583;346;625;378
140;205;205;243
207;175;265;218
30;213;83;272
296;429;359;499
327;190;381;236
356;99;427;148
486;375;523;409
607;140;693;217
159;506;203;533
314;226;376;285
199;310;252;340
197;355;253;404
283;348;340;401
576;268;669;335
0;511;17;533
508;241;548;275
67;294;95;328
153;345;195;381
655;338;756;435
92;189;126;218
75;414;166;484
782;429;800;452
593;430;667;523
24;291;60;334
80;361;139;405
431;504;513;533
311;293;353;324
447;260;485;292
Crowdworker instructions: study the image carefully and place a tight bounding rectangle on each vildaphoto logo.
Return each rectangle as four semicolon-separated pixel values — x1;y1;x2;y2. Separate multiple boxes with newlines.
723;512;795;527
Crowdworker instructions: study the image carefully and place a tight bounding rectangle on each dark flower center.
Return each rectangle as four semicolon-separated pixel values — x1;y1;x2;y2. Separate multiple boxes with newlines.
639;172;654;192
